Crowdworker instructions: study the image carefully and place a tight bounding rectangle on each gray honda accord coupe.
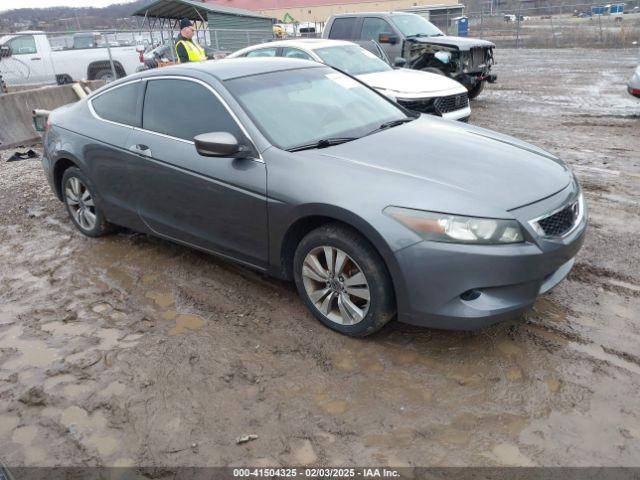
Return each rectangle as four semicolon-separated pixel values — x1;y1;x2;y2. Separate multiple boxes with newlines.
42;58;587;336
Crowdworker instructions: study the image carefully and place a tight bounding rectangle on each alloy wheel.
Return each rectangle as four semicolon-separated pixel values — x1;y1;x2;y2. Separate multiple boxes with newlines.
301;246;370;325
65;177;97;231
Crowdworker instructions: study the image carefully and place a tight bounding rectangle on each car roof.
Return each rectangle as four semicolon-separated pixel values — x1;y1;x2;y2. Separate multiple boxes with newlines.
245;39;354;50
139;57;323;82
330;11;412;17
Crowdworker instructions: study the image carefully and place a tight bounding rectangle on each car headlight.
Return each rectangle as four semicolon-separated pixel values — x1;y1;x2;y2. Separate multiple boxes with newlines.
384;206;524;244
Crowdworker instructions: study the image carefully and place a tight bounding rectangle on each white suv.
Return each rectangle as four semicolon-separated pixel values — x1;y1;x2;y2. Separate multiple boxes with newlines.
228;39;471;121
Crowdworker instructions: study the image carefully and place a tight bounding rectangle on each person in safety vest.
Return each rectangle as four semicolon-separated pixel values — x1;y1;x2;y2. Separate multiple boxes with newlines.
175;18;206;63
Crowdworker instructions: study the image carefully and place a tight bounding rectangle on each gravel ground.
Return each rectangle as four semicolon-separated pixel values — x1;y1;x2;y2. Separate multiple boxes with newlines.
0;48;639;469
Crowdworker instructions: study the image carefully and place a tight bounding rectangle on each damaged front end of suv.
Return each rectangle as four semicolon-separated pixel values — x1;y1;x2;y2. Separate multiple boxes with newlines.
402;38;497;99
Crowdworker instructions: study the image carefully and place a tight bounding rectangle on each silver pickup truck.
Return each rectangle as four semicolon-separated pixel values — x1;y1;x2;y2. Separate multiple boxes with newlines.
323;12;497;99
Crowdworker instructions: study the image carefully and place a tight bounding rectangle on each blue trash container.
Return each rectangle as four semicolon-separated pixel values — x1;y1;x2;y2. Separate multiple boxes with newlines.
457;17;469;37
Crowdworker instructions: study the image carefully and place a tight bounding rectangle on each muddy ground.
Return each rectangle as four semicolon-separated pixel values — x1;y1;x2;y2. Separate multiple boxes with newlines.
0;48;639;469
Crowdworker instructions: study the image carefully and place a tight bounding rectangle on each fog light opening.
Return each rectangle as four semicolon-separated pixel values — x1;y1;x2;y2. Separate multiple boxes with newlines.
460;289;482;301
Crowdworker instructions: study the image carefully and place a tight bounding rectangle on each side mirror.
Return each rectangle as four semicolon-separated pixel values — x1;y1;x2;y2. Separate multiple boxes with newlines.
194;132;251;158
393;57;407;68
378;33;398;45
0;45;12;58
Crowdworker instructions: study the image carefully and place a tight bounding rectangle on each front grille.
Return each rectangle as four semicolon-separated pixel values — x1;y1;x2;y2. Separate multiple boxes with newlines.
434;93;469;114
398;98;437;114
470;47;486;68
536;201;579;237
399;93;468;116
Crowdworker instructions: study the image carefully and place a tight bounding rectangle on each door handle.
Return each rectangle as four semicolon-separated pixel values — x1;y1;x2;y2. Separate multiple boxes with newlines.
31;57;42;61
129;144;152;157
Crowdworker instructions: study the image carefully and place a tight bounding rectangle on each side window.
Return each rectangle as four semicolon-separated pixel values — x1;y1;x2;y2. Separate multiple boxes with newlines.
281;47;313;61
328;18;357;40
91;82;141;127
246;47;278;58
8;35;37;55
142;79;242;141
361;18;394;41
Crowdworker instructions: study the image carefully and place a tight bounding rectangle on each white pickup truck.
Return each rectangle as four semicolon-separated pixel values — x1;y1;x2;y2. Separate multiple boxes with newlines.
0;31;140;87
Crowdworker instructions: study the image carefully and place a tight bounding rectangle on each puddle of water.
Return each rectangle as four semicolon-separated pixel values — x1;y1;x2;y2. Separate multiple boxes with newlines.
168;314;205;336
146;291;175;309
0;325;59;370
55;406;110;441
43;374;77;390
100;381;127;397
63;383;96;398
489;443;536;466
41;321;92;337
92;303;113;314
162;310;178;321
0;414;19;437
12;425;38;445
85;434;119;457
314;394;348;415
506;367;523;381
545;376;561;393
292;439;317;465
496;340;523;357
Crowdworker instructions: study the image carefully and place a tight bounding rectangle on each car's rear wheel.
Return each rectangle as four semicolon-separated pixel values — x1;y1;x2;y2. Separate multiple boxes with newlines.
293;224;395;337
61;167;110;237
94;69;116;83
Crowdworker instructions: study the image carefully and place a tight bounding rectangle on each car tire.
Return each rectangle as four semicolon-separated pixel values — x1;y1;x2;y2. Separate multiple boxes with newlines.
293;223;396;337
467;80;486;100
61;167;111;237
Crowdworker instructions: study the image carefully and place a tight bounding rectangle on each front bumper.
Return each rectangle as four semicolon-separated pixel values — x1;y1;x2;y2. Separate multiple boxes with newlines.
393;189;587;330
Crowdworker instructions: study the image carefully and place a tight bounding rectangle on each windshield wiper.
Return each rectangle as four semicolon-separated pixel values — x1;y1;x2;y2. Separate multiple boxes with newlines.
366;117;415;136
286;137;359;152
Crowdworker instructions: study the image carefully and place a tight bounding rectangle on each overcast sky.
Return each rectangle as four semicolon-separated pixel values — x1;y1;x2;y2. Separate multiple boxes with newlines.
0;0;136;11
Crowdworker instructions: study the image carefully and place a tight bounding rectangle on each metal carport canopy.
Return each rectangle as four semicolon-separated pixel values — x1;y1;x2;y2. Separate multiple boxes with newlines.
131;0;272;20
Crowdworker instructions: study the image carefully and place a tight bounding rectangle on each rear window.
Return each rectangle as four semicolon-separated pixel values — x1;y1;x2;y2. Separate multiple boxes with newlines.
91;82;140;127
328;17;357;40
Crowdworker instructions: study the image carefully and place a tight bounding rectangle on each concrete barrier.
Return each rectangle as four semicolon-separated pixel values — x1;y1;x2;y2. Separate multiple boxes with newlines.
0;81;104;151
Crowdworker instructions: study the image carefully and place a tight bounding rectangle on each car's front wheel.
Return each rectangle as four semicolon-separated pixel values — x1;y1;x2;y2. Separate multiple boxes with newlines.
62;167;111;237
467;80;486;100
293;224;396;337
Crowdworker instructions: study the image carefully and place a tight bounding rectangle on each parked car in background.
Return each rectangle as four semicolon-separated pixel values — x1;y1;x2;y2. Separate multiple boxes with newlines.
0;31;140;86
628;64;640;98
323;12;497;99
42;58;586;336
228;39;471;121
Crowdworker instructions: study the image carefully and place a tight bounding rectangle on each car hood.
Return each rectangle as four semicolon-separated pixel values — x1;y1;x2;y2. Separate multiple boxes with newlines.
357;68;466;96
315;116;571;213
410;35;495;50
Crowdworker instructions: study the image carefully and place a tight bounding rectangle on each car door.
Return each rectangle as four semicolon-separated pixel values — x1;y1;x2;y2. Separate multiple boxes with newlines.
85;79;143;227
359;17;402;63
5;34;55;85
126;76;268;268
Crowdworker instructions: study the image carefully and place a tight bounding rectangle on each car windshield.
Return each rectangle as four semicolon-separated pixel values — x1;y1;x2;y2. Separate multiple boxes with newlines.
225;66;406;151
390;14;444;37
314;45;391;75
